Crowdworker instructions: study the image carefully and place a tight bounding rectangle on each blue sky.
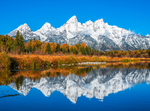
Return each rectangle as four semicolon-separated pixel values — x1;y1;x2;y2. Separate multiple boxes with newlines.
0;0;150;35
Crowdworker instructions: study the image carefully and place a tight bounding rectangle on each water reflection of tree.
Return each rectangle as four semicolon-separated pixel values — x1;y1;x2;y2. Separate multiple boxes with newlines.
1;63;150;87
74;67;93;77
15;76;24;90
106;62;150;69
0;68;12;85
41;67;93;78
46;72;51;77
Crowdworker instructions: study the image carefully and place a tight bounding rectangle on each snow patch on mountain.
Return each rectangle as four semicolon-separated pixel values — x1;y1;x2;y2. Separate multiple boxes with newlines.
9;23;31;37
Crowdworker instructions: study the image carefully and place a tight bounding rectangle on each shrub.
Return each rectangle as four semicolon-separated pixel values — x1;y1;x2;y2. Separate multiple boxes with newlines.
92;56;98;62
0;52;11;68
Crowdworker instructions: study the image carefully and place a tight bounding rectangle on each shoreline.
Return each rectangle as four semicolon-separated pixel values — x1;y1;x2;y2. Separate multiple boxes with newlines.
0;53;150;68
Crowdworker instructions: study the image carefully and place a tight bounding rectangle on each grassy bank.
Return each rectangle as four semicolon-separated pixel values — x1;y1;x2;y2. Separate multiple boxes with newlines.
1;52;150;69
10;55;108;69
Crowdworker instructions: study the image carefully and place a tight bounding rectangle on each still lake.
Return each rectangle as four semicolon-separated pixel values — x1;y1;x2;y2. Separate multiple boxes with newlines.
0;64;150;111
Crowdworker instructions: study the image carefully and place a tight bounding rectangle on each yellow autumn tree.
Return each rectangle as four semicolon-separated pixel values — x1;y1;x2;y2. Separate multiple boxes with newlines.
69;45;78;54
81;42;86;48
36;39;42;48
50;42;56;54
60;43;69;53
41;42;48;53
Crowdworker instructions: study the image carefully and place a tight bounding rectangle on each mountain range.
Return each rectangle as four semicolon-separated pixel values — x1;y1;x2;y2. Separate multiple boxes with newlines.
8;16;150;51
9;68;150;103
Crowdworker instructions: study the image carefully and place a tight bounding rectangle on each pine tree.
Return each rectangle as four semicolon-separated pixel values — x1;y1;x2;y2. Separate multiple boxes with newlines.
19;34;25;52
32;45;36;52
70;47;73;52
45;43;52;54
28;43;32;53
14;31;20;46
13;31;20;50
73;48;78;55
33;37;36;42
148;50;150;57
83;47;87;55
62;48;66;54
79;47;83;54
56;43;60;52
79;47;86;55
85;46;91;55
12;31;20;53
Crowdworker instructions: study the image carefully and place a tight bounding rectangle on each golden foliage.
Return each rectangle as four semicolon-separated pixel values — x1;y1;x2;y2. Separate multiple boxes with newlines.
60;43;69;51
50;42;56;53
81;42;86;48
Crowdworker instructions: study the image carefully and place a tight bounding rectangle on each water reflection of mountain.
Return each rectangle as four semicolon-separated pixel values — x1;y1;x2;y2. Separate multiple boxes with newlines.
9;68;150;103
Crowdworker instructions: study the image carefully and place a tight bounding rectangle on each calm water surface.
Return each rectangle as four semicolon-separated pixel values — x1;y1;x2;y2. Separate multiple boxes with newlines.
0;65;150;111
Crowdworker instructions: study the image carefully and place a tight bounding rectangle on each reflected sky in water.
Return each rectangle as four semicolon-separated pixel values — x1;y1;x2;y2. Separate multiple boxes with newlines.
0;66;150;111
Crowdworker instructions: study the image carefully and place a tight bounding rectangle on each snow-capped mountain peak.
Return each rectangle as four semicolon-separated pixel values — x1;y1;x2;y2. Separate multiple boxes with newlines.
64;15;80;39
83;20;93;28
94;18;104;24
9;23;31;37
37;22;55;34
66;15;78;24
17;23;31;31
40;22;55;31
8;16;150;51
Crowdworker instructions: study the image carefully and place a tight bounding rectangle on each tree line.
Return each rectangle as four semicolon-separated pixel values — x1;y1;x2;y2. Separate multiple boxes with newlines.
0;31;93;55
0;31;150;57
